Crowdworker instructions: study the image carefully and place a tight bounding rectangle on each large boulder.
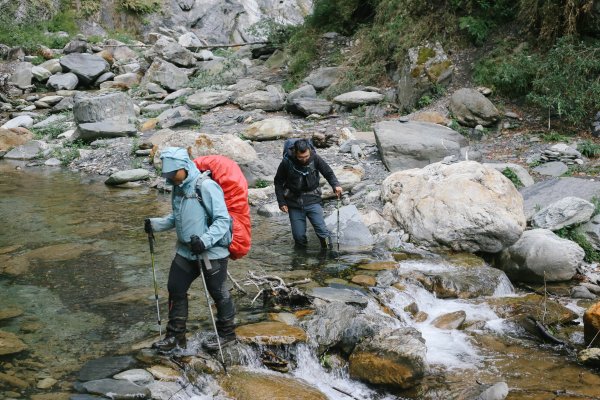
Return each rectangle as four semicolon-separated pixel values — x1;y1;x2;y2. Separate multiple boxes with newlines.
0;128;33;152
333;91;384;108
349;327;426;389
582;215;600;251
31;66;52;82
1;116;33;130
520;178;600;219
324;204;374;251
150;129;258;166
227;78;266;101
3;140;49;160
288;98;332;116
531;197;595;230
47;72;79;90
449;88;500;127
185;90;232;111
221;370;327;400
381;161;526;252
8;62;33;88
146;37;196;68
492;229;585;283
73;92;137;141
374;120;468;172
396;42;453;111
157;106;199;129
303;67;341;90
235;85;285;111
143;59;190;92
244;117;293;141
59;53;110;86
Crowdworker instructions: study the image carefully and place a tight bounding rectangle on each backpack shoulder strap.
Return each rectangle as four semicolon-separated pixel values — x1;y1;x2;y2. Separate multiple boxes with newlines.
194;171;212;205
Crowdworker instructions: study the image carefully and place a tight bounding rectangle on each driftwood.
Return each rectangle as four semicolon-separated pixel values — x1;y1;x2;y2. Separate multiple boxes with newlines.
243;271;311;306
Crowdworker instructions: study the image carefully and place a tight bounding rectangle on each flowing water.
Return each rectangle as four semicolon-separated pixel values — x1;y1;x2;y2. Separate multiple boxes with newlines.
1;162;599;399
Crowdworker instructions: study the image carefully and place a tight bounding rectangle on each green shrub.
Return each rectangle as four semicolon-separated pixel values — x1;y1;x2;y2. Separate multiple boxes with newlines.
540;131;571;142
120;0;162;14
555;226;600;263
417;95;433;108
501;167;523;188
285;28;320;87
31;121;70;139
578;140;600;158
527;37;600;127
254;179;270;189
458;16;490;45
246;19;296;49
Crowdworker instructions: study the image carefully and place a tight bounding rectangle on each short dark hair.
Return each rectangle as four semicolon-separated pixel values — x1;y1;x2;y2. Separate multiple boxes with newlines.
293;139;311;154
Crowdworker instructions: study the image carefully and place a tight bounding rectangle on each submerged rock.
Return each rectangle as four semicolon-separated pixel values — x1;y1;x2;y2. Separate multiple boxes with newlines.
221;369;327;400
0;330;28;355
82;378;150;399
78;355;137;381
349;327;426;389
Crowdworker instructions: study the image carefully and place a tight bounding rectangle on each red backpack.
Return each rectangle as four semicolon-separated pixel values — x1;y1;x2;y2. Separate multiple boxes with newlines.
193;155;252;260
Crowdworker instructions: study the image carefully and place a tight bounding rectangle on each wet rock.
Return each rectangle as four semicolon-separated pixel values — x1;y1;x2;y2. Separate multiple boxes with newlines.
3;140;49;160
0;307;24;320
143;59;190;92
307;287;368;308
351;275;376;287
60;53;110;86
146;365;179;381
382;161;525;253
432;310;466;329
333;91;384;108
492;229;584;283
0;128;33;152
520;177;600;219
349;327;426;389
0;330;28;355
235;85;285;111
357;261;397;271
303;67;341;91
81;379;150;399
0;371;29;389
374;120;468;172
221;369;327;400
37;377;57;389
78;356;137;381
324;204;374;251
105;169;150;185
449;88;500;127
532;196;595;230
244;117;293;141
578;348;600;366
572;285;596;299
146;381;181;400
235;321;307;345
47;73;79;91
584;302;600;347
185;90;232;111
152;130;258;165
483;162;535;187
488;294;578;327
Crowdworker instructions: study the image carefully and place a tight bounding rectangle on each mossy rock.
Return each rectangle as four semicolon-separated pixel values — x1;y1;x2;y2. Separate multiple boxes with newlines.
488;294;578;325
427;60;453;81
417;47;436;65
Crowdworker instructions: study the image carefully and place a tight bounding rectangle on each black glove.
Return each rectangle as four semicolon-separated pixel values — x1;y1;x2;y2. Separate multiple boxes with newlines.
144;218;152;234
190;235;206;255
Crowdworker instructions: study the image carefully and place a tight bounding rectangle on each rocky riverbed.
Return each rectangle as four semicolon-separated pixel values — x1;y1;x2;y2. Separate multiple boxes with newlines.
1;26;600;400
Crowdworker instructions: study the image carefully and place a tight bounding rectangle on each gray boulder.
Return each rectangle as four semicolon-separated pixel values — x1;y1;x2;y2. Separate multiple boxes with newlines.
147;37;196;68
47;73;79;90
77;121;137;140
288;98;332;116
39;59;62;74
532;196;595;230
143;59;190;92
186;90;232;111
157;106;199;128
3;140;49;160
492;229;584;283
73;92;137;141
582;214;600;251
396;42;453;112
533;161;569;177
303;67;341;90
324;204;374;251
333;90;384;108
105;169;150;185
235;85;285;111
82;379;150;399
9;62;33;88
520;177;600;219
374;120;468;172
449;88;500;127
227;78;266;101
31;66;52;82
60;53;110;86
1;115;34;130
179;32;204;48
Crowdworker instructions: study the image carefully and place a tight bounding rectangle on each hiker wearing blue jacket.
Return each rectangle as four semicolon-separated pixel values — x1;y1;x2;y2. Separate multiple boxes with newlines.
144;147;236;352
275;139;342;249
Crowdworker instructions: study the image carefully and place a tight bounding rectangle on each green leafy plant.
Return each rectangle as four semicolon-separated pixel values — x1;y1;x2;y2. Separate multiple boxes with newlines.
540;131;570;142
501;167;523;188
417;95;433;108
458;16;490;45
254;179;270;189
555;226;600;263
246;18;296;49
31;120;70;139
58;140;88;166
119;0;161;14
591;196;600;217
577;140;600;158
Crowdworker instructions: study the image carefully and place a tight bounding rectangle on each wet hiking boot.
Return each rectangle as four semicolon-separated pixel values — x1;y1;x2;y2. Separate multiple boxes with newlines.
202;333;236;352
152;333;187;353
318;237;333;250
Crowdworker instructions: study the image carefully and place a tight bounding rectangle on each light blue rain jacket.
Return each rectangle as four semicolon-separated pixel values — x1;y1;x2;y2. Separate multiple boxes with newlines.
149;147;231;260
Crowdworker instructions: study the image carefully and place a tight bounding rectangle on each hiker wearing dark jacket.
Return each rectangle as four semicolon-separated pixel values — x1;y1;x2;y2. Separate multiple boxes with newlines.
274;139;342;249
144;147;236;353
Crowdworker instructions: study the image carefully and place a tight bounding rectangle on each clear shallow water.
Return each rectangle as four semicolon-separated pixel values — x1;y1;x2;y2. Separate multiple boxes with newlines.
1;162;599;399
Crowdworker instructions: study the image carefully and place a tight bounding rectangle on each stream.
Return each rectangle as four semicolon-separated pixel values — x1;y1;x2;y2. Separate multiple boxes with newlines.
0;161;599;399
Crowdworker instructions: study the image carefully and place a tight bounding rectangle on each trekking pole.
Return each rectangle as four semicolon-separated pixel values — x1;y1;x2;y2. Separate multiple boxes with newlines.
336;195;341;254
147;227;162;337
191;235;228;375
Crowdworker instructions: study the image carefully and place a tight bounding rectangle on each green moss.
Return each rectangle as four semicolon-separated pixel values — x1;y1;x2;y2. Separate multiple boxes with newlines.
427;60;452;81
417;47;436;64
120;0;161;14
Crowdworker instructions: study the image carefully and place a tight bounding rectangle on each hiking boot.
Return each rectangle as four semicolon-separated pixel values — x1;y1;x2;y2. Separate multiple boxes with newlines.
202;333;236;352
152;333;187;353
318;237;333;250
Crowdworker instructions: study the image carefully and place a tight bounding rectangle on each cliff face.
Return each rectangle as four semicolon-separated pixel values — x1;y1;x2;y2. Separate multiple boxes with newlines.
0;0;63;23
